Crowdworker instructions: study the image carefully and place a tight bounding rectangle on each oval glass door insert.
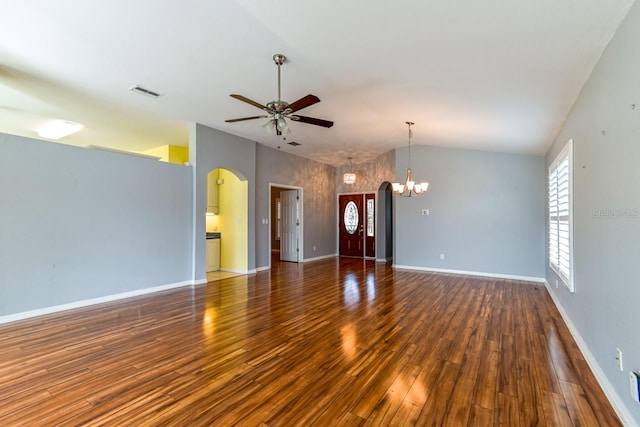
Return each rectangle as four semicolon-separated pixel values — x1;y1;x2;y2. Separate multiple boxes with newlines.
344;201;359;234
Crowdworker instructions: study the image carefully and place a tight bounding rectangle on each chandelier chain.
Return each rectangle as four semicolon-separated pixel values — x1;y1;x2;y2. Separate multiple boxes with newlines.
406;121;414;170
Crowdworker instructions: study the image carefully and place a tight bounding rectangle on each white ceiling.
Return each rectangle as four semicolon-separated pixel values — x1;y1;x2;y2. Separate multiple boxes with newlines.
0;0;635;166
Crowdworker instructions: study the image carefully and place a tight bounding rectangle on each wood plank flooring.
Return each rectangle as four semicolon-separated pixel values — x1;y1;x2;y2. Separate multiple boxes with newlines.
0;257;620;426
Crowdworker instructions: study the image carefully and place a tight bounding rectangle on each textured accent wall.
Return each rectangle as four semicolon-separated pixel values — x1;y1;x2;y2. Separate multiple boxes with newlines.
255;144;336;267
335;150;396;194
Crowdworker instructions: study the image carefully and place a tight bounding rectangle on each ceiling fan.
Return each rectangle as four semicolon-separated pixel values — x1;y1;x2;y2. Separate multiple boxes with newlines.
225;54;334;135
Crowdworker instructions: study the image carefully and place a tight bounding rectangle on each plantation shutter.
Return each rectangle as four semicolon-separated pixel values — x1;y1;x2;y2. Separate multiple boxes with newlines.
548;140;573;291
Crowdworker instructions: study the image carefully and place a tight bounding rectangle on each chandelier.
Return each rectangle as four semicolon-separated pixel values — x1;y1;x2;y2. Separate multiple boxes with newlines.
343;157;356;185
392;121;429;197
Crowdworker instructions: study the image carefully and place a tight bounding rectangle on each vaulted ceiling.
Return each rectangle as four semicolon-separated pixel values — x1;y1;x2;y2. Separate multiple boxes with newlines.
0;0;635;166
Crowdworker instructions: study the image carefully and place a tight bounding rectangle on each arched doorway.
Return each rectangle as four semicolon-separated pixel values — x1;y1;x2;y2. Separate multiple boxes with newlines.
205;168;249;275
376;182;393;262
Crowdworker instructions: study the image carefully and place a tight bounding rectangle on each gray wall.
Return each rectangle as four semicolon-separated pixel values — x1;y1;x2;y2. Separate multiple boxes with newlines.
255;144;336;266
190;123;256;278
394;145;545;278
0;133;192;317
545;2;640;424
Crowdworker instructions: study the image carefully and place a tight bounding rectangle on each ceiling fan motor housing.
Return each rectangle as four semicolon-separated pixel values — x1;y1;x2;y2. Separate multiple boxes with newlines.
266;100;289;113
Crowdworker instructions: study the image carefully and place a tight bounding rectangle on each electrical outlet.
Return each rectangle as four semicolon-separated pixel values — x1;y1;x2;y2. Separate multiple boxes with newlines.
616;348;623;371
440;254;445;260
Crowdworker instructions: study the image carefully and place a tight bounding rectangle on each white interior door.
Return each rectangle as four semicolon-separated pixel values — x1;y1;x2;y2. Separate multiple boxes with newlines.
280;190;299;262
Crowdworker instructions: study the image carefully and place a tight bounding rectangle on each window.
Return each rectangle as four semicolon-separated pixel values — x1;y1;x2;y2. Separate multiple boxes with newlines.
366;198;374;237
344;201;358;234
548;139;573;291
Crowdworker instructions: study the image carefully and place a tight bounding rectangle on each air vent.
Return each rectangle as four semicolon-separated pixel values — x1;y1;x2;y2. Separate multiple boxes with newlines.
129;85;162;98
288;141;301;146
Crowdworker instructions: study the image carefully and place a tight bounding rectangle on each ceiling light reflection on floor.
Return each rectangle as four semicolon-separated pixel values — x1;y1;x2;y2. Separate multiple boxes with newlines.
343;273;360;306
340;323;357;360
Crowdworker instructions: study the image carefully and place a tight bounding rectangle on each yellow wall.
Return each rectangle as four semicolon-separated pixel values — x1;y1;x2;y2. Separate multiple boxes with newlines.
168;145;189;165
216;168;248;272
140;145;189;165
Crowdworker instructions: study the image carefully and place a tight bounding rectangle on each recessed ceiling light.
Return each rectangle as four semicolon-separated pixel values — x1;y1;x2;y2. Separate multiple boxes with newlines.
37;120;83;140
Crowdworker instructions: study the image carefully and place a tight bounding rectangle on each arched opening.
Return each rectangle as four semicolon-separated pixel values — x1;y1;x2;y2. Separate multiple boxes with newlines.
376;182;393;262
205;167;249;278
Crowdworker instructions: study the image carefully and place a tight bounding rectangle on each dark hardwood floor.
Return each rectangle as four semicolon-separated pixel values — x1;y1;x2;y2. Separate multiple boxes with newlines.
0;257;620;426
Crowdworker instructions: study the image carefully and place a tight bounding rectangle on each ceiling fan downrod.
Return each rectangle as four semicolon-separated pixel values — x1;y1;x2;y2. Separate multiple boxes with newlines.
273;54;286;103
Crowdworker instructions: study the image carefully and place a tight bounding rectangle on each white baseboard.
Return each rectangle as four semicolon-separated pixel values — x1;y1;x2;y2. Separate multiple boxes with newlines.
0;279;196;326
193;279;208;286
304;253;337;263
543;281;637;426
376;257;392;263
391;264;545;283
255;265;270;272
220;267;254;275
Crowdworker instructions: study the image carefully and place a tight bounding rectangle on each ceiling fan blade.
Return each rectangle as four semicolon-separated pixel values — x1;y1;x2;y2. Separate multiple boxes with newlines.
230;94;270;111
225;115;268;123
290;115;334;128
287;94;320;113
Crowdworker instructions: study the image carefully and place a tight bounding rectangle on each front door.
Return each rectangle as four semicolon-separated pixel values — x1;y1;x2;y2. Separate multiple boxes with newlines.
339;193;375;257
280;189;299;262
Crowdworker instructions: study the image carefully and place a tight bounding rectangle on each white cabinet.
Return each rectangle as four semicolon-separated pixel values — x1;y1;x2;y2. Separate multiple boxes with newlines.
206;239;220;272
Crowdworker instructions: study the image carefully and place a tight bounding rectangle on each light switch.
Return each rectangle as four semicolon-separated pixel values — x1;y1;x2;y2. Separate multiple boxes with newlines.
421;209;430;216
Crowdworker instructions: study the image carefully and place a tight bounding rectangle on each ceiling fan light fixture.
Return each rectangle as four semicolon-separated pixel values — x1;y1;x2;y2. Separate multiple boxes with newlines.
263;119;276;132
276;117;290;133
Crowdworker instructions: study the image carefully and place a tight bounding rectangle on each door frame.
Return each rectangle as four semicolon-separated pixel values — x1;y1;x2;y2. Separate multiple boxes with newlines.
336;191;376;259
269;183;304;268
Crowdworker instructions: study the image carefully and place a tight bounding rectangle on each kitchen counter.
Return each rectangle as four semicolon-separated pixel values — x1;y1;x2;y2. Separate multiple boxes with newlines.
206;232;221;239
